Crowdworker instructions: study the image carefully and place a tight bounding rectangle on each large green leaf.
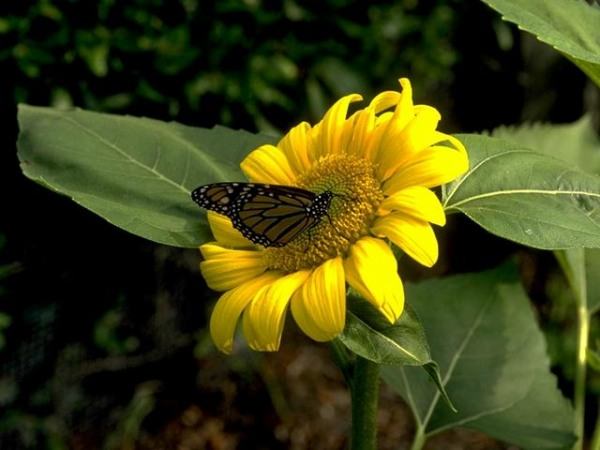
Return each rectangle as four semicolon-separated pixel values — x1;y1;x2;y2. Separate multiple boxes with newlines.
482;0;600;87
492;115;600;174
382;265;576;449
443;134;600;249
492;118;600;314
17;105;277;247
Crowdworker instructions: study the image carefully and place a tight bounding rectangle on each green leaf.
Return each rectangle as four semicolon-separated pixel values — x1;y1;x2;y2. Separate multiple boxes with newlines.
443;134;600;249
339;295;455;411
340;295;430;366
482;0;600;87
17;105;276;247
491;118;600;314
381;264;576;449
492;115;600;175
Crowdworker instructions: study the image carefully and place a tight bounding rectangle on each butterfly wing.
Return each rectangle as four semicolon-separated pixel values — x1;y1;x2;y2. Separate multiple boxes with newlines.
191;183;319;247
191;183;244;215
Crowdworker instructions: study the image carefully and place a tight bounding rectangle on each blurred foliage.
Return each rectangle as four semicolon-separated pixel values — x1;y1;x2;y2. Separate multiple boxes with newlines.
93;299;140;356
103;381;160;450
589;344;600;372
0;314;10;351
2;0;458;131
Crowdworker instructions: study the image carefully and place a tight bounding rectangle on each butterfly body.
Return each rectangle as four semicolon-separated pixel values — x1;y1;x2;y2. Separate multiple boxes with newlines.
191;182;334;248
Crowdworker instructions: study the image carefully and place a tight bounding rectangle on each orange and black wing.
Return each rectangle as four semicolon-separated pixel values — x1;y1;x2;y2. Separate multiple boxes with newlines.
191;182;319;247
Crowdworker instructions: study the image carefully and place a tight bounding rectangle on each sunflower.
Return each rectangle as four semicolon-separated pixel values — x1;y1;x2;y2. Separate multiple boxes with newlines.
200;78;468;353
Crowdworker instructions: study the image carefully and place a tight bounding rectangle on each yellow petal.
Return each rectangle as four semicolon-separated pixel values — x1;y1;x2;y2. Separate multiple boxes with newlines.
346;108;375;158
315;94;362;159
207;211;253;248
368;90;402;114
372;214;439;267
383;144;469;194
364;79;415;164
363;111;394;163
210;272;281;353
391;78;415;131
241;144;297;185
291;257;346;342
376;105;442;180
200;244;266;291
344;237;404;323
242;270;310;351
289;290;332;341
278;121;313;174
340;110;360;155
375;111;393;126
378;186;446;226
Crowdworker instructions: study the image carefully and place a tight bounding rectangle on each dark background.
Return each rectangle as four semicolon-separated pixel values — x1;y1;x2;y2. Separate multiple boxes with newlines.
0;1;597;449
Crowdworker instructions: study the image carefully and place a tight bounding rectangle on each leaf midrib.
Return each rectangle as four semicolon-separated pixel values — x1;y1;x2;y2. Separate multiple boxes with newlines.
445;188;600;210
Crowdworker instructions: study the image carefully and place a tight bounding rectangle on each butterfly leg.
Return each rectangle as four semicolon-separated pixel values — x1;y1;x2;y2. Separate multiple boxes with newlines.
304;227;315;252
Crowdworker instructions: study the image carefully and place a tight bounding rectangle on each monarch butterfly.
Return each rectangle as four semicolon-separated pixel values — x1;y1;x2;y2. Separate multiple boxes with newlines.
191;182;336;248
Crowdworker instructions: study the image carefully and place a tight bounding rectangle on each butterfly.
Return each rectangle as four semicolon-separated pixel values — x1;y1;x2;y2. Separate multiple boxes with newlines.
191;182;336;248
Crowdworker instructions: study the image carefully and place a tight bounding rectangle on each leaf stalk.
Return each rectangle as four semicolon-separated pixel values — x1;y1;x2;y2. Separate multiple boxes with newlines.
574;303;589;450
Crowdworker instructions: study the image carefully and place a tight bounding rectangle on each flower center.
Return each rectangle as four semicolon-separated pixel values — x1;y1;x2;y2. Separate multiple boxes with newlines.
262;154;383;272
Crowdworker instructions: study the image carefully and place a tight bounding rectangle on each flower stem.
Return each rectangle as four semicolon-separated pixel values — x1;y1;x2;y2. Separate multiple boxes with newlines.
574;303;589;450
351;356;380;450
557;250;589;450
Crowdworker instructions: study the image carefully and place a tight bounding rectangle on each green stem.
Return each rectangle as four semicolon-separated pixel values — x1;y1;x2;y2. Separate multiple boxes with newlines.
350;356;380;450
557;250;589;450
410;425;426;450
574;304;589;450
